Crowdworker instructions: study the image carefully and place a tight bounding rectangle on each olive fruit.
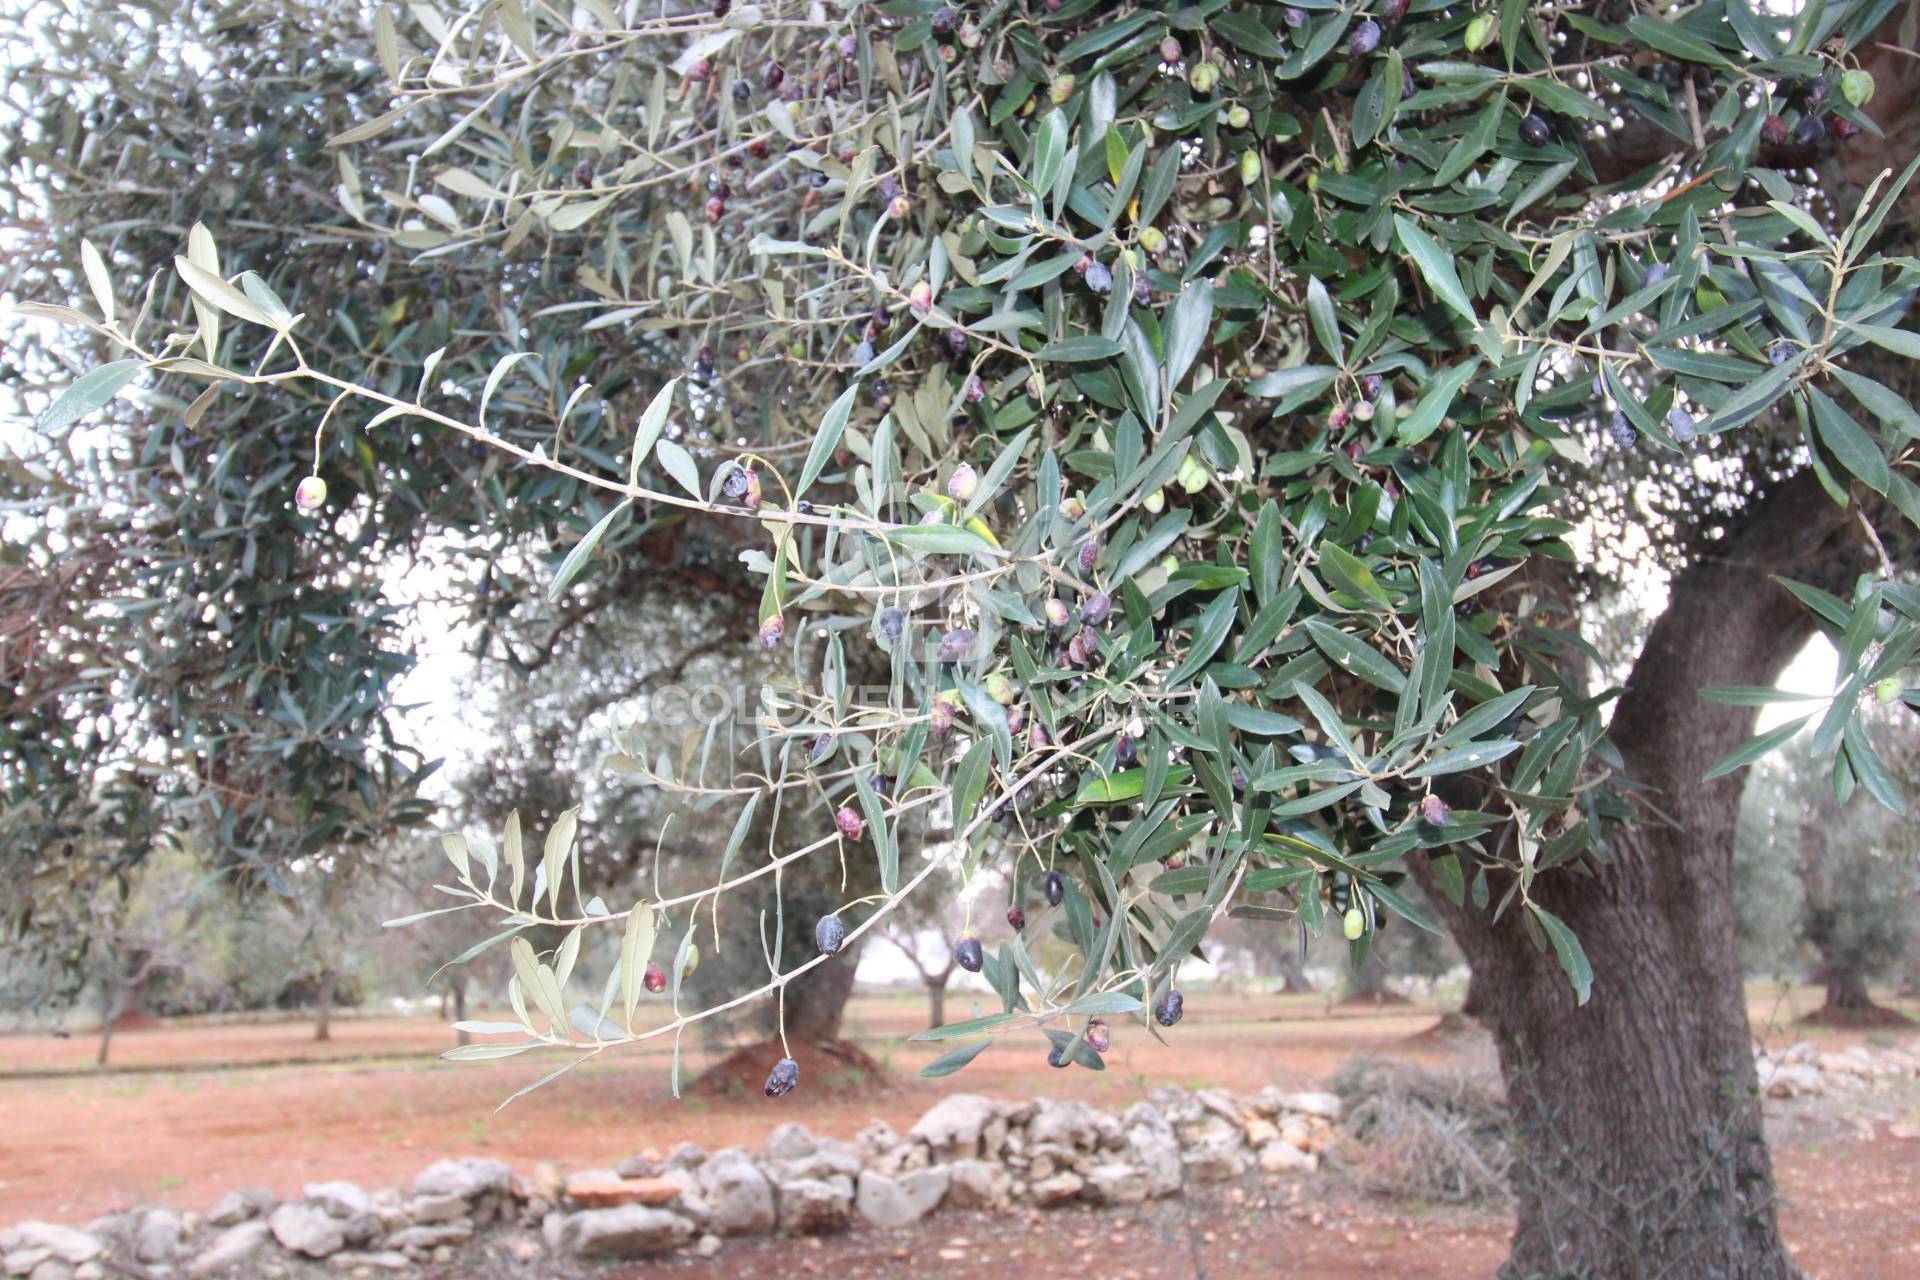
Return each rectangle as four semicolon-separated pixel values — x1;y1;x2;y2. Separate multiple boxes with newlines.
937;628;977;662
1343;906;1366;940
1607;410;1637;450
834;805;866;840
295;475;328;512
815;914;845;955
1007;905;1026;930
642;962;667;993
952;932;985;972
1519;113;1552;146
1085;1019;1111;1053
1349;19;1381;57
757;613;785;646
1154;989;1185;1027
1042;869;1065;907
764;1057;800;1096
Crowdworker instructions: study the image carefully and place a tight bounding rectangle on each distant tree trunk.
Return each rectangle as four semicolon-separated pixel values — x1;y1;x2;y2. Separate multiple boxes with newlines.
95;947;154;1067
1273;947;1315;993
313;967;335;1042
1346;950;1389;1003
1824;967;1876;1010
1415;472;1856;1279
453;979;470;1047
926;978;946;1030
785;952;858;1042
95;1002;116;1067
1798;784;1890;1016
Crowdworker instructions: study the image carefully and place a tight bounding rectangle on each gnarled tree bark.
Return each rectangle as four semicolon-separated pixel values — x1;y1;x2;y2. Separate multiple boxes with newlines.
1418;472;1864;1279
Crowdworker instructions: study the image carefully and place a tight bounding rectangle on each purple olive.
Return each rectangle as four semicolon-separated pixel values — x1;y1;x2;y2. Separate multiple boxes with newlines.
764;1057;800;1096
938;628;978;662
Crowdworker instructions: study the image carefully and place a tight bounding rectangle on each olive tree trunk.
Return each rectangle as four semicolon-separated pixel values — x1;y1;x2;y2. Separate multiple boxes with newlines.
313;967;335;1042
453;980;470;1047
1796;784;1892;1015
783;951;859;1042
1418;473;1858;1279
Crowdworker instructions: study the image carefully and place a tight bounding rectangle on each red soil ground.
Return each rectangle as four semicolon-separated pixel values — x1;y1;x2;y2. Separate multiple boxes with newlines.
2;987;1916;1278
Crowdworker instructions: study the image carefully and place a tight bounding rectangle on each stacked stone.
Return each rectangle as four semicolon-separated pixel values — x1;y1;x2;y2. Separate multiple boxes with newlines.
12;1041;1911;1275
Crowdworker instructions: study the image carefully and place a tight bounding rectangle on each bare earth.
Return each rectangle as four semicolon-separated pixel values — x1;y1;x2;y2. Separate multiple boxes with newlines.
3;987;1917;1278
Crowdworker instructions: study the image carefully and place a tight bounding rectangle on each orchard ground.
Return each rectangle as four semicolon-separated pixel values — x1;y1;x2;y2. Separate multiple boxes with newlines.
4;985;1918;1279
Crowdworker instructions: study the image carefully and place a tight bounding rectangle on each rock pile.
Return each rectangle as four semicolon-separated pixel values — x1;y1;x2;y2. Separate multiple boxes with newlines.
6;1040;1913;1277
1754;1038;1920;1099
528;1085;1343;1261
0;1157;518;1280
0;1086;1340;1276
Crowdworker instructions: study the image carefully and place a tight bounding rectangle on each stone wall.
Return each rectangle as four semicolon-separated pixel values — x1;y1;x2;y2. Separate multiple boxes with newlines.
0;1084;1341;1278
5;1039;1914;1279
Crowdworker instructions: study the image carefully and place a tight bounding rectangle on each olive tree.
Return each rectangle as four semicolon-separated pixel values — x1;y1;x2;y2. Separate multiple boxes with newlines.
18;1;1920;1276
1738;720;1919;1017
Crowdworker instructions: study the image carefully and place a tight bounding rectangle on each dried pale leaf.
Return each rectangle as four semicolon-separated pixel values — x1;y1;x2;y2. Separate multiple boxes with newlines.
80;240;114;324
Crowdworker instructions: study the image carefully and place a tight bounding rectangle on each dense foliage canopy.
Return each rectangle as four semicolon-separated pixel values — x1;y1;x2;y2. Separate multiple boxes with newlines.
10;0;1920;1106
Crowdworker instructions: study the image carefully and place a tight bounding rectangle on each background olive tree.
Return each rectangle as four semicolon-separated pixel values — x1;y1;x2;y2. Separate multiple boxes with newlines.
1735;715;1920;1019
11;1;1920;1277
